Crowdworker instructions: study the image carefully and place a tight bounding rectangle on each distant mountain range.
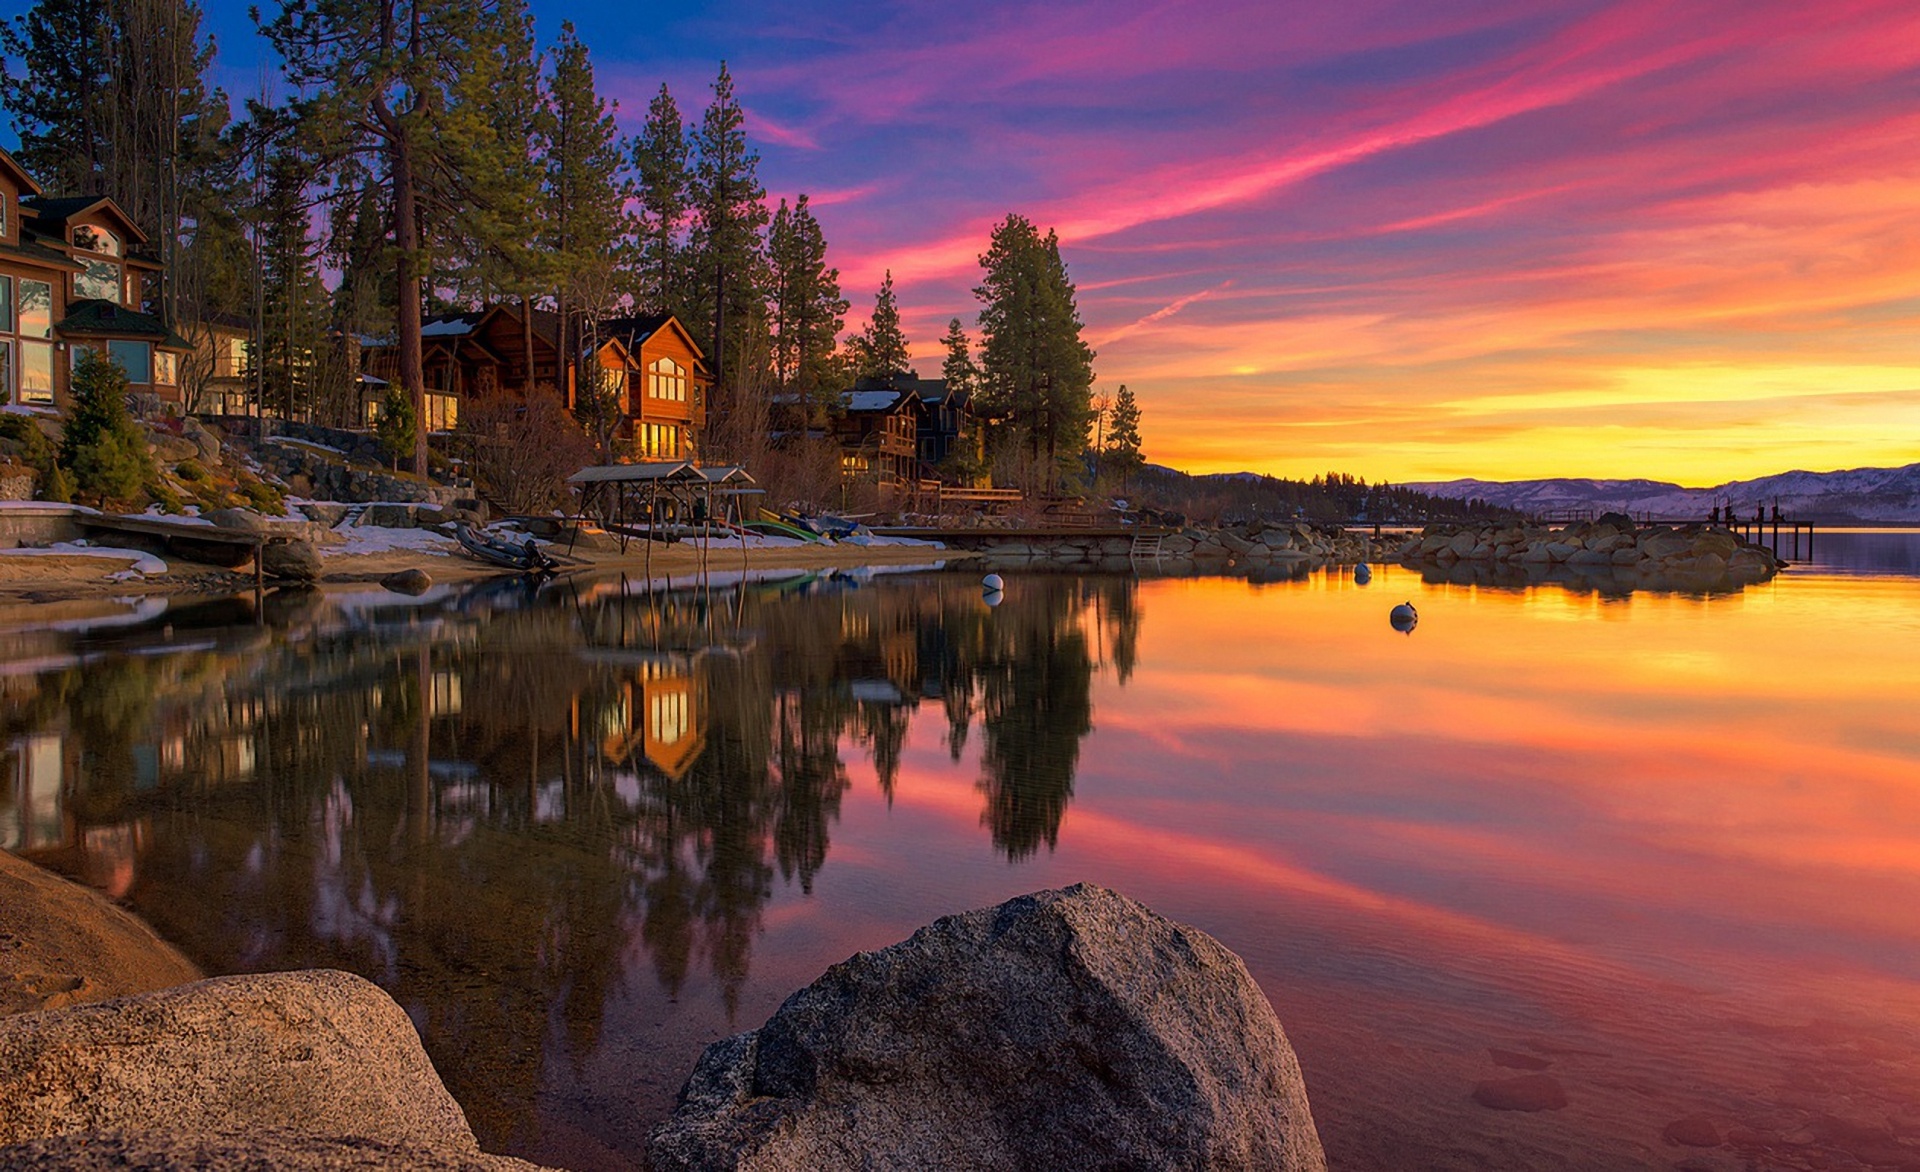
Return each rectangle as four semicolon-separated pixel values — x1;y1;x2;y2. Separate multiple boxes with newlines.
1398;462;1920;524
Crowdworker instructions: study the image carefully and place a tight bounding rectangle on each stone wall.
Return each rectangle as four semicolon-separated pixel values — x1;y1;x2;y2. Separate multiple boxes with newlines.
249;435;461;507
0;504;85;550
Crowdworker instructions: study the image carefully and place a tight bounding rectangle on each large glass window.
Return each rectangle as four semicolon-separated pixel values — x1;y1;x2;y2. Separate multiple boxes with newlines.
18;280;50;339
0;276;11;332
0;339;11;403
73;226;120;256
425;392;459;432
153;350;176;386
648;357;686;402
76;258;120;302
107;339;152;383
20;341;53;404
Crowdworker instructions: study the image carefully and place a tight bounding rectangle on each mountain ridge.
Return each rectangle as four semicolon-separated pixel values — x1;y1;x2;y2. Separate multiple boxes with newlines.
1398;461;1920;524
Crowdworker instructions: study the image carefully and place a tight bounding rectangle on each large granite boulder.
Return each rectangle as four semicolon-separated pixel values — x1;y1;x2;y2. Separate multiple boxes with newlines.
261;539;321;581
0;853;201;1017
650;883;1326;1172
0;970;479;1151
0;1129;548;1171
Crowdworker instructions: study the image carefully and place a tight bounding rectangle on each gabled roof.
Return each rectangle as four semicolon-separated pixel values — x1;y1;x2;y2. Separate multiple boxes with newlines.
21;194;149;245
57;299;190;349
419;311;487;339
0;149;43;198
602;313;708;370
843;385;921;414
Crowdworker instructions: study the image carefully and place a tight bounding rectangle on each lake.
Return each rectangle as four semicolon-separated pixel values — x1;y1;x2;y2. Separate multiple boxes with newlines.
4;531;1919;1170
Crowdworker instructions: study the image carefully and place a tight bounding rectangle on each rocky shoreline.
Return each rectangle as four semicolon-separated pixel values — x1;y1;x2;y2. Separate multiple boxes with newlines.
0;857;1323;1171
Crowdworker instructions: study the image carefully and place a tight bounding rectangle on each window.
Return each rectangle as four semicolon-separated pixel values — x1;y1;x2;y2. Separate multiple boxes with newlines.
0;276;11;332
0;340;11;403
75;258;120;302
107;339;152;383
18;280;50;339
425;392;459;432
153;350;176;386
640;422;681;459
73;225;120;256
648;356;686;402
20;341;52;404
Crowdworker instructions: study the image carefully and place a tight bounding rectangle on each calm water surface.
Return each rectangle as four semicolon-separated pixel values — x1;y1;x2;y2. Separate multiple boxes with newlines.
5;533;1920;1170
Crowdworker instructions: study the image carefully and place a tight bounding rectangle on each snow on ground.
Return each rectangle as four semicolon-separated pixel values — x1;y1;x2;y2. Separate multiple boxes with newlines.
0;542;168;574
267;436;348;456
0;500;98;514
330;524;456;556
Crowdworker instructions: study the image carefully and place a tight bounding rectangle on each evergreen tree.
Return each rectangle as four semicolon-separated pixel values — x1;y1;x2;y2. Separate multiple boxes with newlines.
377;383;418;470
766;193;847;420
543;20;632;407
974;214;1095;493
61;350;155;507
252;143;329;421
258;0;511;473
687;62;770;429
632;83;692;322
1105;384;1144;491
940;317;978;398
847;270;910;379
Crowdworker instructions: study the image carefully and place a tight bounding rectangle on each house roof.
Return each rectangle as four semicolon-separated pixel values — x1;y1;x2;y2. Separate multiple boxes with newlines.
21;194;149;245
57;299;190;349
420;311;487;338
602;313;708;371
843;385;920;414
0;149;43;197
0;237;85;272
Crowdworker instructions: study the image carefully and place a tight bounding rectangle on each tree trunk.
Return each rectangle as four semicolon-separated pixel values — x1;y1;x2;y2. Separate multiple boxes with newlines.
520;292;536;395
391;133;429;474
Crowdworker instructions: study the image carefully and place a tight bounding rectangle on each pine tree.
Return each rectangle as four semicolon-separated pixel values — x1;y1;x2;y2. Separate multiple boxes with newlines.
767;194;847;421
61;350;155;507
940;317;978;398
543;20;632;413
974;214;1095;493
848;270;910;379
258;0;511;473
632;83;693;322
1105;384;1143;491
687;62;770;429
252;143;329;422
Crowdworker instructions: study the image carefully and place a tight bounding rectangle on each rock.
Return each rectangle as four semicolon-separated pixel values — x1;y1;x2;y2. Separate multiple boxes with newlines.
1544;542;1580;562
383;569;434;595
201;507;267;532
1594;511;1636;532
261;539;321;581
297;502;350;528
0;853;201;1017
1663;1114;1722;1147
182;420;224;465
0;1129;550;1171
1471;1074;1568;1112
147;433;198;463
0;468;32;501
361;503;419;528
0;970;480;1150
650;884;1326;1172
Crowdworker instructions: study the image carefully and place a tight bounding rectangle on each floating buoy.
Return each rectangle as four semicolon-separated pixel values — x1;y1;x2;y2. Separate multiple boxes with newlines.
982;588;1004;608
1390;601;1418;633
982;573;1004;591
1354;562;1372;584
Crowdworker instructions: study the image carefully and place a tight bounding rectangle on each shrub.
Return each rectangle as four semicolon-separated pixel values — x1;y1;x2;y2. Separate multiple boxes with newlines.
0;414;57;478
377;385;417;470
174;459;206;482
243;480;285;515
459;393;594;515
61;351;156;509
151;484;185;514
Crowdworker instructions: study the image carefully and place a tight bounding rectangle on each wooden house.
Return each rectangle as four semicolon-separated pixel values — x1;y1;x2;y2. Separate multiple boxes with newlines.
0;148;190;413
600;314;710;462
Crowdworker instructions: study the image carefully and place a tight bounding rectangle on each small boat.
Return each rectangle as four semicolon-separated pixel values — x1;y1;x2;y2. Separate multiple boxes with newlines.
455;523;558;573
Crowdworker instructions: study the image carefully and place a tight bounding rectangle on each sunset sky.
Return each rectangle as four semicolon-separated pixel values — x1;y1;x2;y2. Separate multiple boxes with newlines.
199;2;1920;484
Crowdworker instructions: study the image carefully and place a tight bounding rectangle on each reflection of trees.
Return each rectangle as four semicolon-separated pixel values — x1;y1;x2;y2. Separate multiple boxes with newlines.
3;569;1141;1153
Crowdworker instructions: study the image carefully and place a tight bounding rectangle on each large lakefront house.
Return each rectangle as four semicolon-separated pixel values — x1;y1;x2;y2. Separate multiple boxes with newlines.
0;149;190;413
359;305;710;461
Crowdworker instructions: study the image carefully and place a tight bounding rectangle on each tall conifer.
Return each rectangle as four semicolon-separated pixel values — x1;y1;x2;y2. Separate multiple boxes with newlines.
848;270;910;379
974;214;1095;491
632;84;692;322
688;62;770;427
767;193;847;421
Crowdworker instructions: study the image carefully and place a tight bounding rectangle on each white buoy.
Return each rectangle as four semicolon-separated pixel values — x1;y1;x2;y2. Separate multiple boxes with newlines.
982;573;1004;591
982;588;1004;608
1354;562;1372;584
1390;601;1418;633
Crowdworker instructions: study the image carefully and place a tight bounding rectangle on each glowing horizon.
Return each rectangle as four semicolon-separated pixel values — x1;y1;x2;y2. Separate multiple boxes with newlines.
193;1;1920;484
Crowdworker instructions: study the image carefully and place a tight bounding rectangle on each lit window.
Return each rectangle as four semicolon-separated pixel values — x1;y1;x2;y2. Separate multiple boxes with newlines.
153;351;177;385
20;341;53;404
19;280;50;339
73;226;121;256
649;357;686;402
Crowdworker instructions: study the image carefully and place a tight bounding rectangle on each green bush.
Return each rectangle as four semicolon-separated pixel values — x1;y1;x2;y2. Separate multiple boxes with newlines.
0;414;56;477
242;480;285;515
60;352;156;509
151;484;185;514
377;386;417;469
42;464;74;503
174;459;206;482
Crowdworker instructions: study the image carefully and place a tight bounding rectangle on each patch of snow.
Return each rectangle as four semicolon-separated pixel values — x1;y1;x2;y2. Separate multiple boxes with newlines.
2;542;168;574
0;500;98;514
267;436;348;456
330;525;456;556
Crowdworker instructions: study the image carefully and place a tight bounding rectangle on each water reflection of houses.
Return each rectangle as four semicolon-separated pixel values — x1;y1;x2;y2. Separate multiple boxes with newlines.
594;651;708;783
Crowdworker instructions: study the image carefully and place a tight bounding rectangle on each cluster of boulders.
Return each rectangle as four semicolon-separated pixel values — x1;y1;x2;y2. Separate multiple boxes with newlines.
0;882;1325;1171
249;425;462;507
1395;513;1782;585
1161;520;1380;568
